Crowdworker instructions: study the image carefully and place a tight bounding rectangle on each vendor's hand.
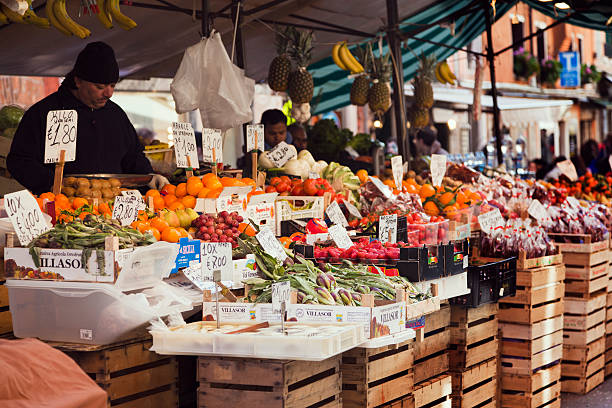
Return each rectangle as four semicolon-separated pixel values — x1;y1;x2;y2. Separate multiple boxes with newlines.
148;173;170;190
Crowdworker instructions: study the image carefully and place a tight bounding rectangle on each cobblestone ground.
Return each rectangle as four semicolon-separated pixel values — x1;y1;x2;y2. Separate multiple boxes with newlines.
562;380;612;407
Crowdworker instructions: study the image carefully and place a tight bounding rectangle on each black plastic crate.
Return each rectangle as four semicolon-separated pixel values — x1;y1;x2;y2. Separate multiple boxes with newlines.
443;239;469;276
397;245;444;281
450;257;517;307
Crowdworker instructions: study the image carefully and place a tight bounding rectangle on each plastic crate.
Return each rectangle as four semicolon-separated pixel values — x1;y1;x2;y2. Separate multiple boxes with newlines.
443;239;469;276
397;245;444;281
450;257;516;307
274;196;324;233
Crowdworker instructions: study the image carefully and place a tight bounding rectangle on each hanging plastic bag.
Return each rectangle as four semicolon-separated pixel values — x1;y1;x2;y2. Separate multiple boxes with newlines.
171;30;255;131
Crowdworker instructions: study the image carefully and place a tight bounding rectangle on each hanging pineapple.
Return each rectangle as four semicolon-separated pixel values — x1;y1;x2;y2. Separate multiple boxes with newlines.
367;51;392;115
413;53;436;109
408;105;430;129
350;45;371;106
288;29;314;122
267;26;294;92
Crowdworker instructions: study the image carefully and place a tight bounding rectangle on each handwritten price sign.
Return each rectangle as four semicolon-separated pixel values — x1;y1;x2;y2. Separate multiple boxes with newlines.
5;190;51;245
272;281;291;313
430;154;447;187
328;224;353;249
391;156;403;191
45;110;77;164
326;201;348;227
379;214;397;244
172;122;199;169
112;196;140;226
201;242;232;280
267;141;296;167
256;228;287;261
246;124;264;152
202;128;223;164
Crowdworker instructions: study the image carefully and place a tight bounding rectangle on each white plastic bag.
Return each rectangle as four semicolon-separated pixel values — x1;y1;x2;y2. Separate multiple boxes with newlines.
0;0;28;14
171;30;255;131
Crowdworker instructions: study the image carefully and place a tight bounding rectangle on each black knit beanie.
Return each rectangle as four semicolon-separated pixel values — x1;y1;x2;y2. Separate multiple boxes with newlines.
72;41;119;84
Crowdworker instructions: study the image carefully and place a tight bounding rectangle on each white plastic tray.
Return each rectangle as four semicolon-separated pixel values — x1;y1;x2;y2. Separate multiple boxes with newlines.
150;321;366;361
359;328;416;349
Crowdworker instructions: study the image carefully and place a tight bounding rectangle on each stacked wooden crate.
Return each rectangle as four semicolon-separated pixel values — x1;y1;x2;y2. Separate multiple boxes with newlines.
448;303;498;408
498;252;564;408
606;251;612;377
412;306;452;407
0;279;12;336
560;244;609;394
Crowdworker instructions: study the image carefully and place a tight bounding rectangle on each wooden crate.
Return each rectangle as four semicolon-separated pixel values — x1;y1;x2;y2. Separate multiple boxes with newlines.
500;363;561;408
412;374;452;408
198;355;341;408
413;306;450;385
498;281;564;325
450;358;496;408
0;279;12;335
564;293;606;346
342;340;414;408
550;234;610;253
562;337;605;377
52;336;178;407
606;334;612;377
449;303;498;370
563;249;610;269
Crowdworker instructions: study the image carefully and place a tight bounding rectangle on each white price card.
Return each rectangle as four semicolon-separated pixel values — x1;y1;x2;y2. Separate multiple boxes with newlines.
45;110;77;164
369;176;392;199
430;154;447;187
202;128;223;163
4;190;51;245
121;190;146;210
379;214;398;244
343;199;362;219
557;159;577;181
528;200;547;223
478;208;504;232
112;195;140;226
326;201;348;227
328;224;353;249
182;262;208;289
256;228;288;261
391;155;403;190
272;281;291;313
201;242;232;281
246;124;264;152
463;255;469;269
172;122;199;169
267;141;296;168
609;155;612;172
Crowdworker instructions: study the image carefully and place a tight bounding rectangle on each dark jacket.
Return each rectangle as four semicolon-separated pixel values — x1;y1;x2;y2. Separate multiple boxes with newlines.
7;85;152;194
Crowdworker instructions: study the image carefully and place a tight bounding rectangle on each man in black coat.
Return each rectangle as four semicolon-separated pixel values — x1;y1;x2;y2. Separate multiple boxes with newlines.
7;42;168;194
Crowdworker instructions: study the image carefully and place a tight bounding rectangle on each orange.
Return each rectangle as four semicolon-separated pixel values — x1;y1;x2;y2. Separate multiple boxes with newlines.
177;227;189;239
161;227;181;243
241;177;256;186
356;169;368;184
238;222;256;237
168;201;185;211
72;197;88;210
439;192;455;206
456;191;467;205
206;189;221;198
201;173;217;184
153;195;166;210
150;217;170;232
197;187;211;198
144;226;161;241
419;184;436;200
186;178;204;196
137;210;148;221
40;192;55;201
161;184;176;196
204;176;222;191
383;179;395;188
175;183;187;198
145;189;161;200
55;193;69;205
98;202;111;215
164;194;178;206
279;236;292;248
131;220;149;233
181;195;196;209
406;183;418;194
423;201;440;216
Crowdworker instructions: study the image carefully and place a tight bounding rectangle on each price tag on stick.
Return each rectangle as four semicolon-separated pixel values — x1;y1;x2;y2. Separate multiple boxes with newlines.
246;124;264;152
267;141;296;168
5;190;51;245
528;200;547;223
45;110;77;164
172;122;199;172
272;281;291;313
430;154;447;187
328;224;353;249
256;228;288;261
343;199;362;219
557;159;577;181
369;176;392;199
201;242;232;281
202;128;223;165
391;155;403;190
379;214;397;244
478;208;504;232
326;201;348;227
112;195;140;226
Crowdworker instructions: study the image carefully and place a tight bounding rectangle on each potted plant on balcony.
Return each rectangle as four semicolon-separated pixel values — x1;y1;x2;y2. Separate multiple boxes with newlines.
540;58;562;87
513;47;540;80
581;64;601;86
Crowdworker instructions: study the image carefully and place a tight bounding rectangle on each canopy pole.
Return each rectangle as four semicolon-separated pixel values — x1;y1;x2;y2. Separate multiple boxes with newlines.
386;0;408;162
484;2;502;166
202;0;209;36
231;0;246;69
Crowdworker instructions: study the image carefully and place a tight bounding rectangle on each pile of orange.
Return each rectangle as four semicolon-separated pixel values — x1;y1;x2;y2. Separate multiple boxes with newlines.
130;214;190;243
418;183;482;217
36;192;114;222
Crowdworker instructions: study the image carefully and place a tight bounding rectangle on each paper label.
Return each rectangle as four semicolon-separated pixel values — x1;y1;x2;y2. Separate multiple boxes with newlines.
528;200;547;222
326;201;348;227
45;110;77;163
172;122;199;169
343;199;362;219
202;128;223;163
79;329;93;341
182;262;208;289
463;255;468;269
246;124;265;152
557;159;577;181
201;242;232;281
391;155;403;190
369;176;392;199
328;224;353;249
4;190;51;245
379;214;398;244
272;281;291;313
267;141;296;167
121;190;146;210
478;208;504;232
111;195;140;226
430;154;447;186
256;228;287;261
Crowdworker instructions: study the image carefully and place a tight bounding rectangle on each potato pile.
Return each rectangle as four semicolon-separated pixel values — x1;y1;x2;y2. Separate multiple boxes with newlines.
62;177;124;201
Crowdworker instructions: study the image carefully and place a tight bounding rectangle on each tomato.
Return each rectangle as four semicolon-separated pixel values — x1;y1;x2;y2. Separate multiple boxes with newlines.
303;179;318;196
276;182;290;193
265;185;277;193
270;177;282;186
279;191;290;196
280;176;291;184
292;185;304;195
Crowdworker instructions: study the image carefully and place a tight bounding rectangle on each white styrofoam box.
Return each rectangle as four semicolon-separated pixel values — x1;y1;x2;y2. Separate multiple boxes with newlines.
412;272;470;300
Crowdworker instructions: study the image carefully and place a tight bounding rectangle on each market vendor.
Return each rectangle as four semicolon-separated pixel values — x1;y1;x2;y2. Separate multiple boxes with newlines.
7;41;168;194
262;109;292;150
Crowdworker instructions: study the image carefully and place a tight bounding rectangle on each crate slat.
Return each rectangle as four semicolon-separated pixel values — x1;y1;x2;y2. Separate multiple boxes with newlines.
501;379;560;408
500;282;564;306
565;262;608;281
561;248;610;266
501;330;563;358
563;322;605;346
413;375;452;408
500;315;563;340
561;368;605;394
498;298;563;325
564;308;606;331
501;344;562;375
564;294;606;315
515;264;564;287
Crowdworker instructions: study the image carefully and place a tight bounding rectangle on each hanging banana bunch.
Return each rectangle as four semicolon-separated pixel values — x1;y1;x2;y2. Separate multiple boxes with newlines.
332;41;364;75
1;0;49;28
435;60;457;85
41;0;136;36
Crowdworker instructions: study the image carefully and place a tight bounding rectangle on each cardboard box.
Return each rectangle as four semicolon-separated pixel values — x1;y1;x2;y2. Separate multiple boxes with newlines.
245;192;278;234
195;186;252;216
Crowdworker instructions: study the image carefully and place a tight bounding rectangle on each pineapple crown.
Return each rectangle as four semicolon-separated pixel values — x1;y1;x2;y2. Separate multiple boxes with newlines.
370;52;391;83
415;53;437;83
289;29;314;68
275;26;294;55
353;44;372;74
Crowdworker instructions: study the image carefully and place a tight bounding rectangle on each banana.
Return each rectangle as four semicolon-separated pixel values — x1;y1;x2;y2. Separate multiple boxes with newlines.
53;0;91;38
107;0;136;30
438;61;455;85
46;0;72;35
22;0;49;28
1;4;25;23
95;0;113;28
435;62;447;84
0;9;9;25
332;42;349;71
339;43;364;74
